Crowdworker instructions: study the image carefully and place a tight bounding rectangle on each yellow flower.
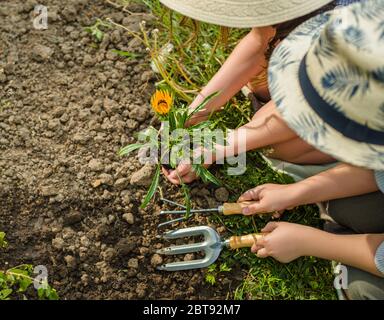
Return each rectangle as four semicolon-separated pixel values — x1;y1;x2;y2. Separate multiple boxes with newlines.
151;90;172;115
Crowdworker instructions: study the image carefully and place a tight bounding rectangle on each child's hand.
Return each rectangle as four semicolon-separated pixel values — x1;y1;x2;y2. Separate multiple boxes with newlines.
162;162;199;185
252;222;313;263
162;147;213;185
238;183;300;216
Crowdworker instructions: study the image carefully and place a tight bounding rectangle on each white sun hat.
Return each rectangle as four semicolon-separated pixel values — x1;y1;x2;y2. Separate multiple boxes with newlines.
268;0;384;171
159;0;334;28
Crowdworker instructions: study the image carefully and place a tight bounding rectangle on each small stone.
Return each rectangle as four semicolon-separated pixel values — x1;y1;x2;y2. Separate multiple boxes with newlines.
129;106;148;122
63;211;83;226
0;69;7;83
141;70;155;83
135;283;147;299
127;258;139;269
52;237;65;250
150;254;163;267
130;163;155;187
81;274;89;286
80;236;90;247
88;159;104;172
116;237;137;256
120;191;131;205
214;187;229;203
126;119;138;130
83;54;95;67
98;173;114;186
122;212;134;225
73;132;89;144
114;178;129;190
91;179;102;188
64;255;77;269
108;214;116;224
32;44;54;62
40;185;58;197
103;97;119;114
184;253;195;262
102;248;116;261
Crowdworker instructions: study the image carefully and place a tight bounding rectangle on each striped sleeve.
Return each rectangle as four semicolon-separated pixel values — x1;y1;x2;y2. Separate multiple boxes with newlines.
375;241;384;275
375;171;384;193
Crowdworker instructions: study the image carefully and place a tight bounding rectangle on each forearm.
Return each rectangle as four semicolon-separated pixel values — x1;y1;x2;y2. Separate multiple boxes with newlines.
294;164;379;205
189;27;275;121
210;101;297;161
302;228;384;277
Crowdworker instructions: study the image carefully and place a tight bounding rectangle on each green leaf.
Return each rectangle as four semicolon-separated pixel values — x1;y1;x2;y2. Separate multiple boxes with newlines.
0;288;12;300
193;165;221;186
205;273;216;285
18;277;33;292
187;91;220;121
37;287;45;299
219;263;232;272
118;143;144;157
188;121;212;131
47;286;59;300
0;231;7;248
181;182;191;217
111;50;141;60
140;165;160;208
8;268;29;277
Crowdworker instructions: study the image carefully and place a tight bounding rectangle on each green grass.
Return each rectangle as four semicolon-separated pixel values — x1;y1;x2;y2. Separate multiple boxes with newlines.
107;0;337;300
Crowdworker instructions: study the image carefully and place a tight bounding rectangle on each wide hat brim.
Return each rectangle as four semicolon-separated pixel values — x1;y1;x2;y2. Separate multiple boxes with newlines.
160;0;334;28
268;12;384;171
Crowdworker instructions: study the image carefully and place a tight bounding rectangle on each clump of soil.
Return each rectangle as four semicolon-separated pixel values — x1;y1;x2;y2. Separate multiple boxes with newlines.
0;0;241;299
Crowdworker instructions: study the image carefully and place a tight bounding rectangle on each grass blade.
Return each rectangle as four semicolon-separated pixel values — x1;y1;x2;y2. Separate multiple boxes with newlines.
187;91;219;120
118;143;144;157
111;50;142;60
140;164;161;208
193;164;221;186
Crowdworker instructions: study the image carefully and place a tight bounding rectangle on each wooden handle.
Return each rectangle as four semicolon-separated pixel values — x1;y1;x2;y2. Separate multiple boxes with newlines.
228;234;264;249
222;201;258;215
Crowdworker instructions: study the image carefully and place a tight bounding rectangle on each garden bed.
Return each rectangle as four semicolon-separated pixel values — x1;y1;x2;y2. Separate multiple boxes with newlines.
0;0;335;300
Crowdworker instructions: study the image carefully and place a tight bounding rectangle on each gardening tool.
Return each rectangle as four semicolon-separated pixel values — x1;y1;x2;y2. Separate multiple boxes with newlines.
156;226;265;271
157;197;259;228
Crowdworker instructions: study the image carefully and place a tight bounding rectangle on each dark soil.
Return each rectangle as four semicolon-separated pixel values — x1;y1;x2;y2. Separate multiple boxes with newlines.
0;0;242;299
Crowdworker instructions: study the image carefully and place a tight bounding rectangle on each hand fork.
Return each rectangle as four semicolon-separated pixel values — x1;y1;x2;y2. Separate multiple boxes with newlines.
156;226;264;271
158;197;260;228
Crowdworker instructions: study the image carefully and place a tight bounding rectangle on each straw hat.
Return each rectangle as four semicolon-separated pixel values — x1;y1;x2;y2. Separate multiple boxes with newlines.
268;0;384;170
159;0;334;28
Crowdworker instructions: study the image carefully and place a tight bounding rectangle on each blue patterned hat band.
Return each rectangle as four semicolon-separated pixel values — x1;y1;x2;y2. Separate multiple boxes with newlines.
269;0;384;170
299;55;384;145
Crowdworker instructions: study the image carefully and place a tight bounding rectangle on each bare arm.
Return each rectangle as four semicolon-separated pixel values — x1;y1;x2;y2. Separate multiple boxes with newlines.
239;163;379;215
255;222;384;277
187;27;275;125
304;230;384;277
295;163;379;204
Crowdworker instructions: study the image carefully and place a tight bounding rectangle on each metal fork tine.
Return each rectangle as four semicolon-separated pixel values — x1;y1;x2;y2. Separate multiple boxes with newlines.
156;242;207;255
157;256;217;271
161;226;208;240
157;217;186;229
156;226;224;271
160;198;186;209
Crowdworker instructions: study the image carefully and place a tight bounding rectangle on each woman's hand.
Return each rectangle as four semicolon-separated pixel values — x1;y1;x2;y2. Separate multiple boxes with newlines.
238;183;300;216
252;222;314;263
